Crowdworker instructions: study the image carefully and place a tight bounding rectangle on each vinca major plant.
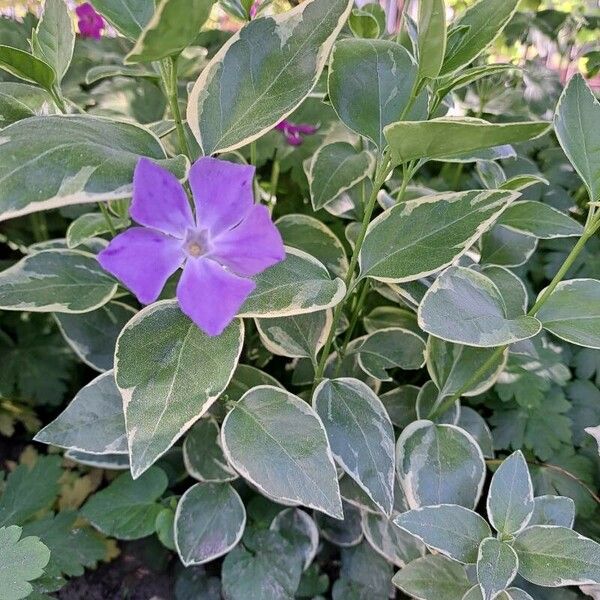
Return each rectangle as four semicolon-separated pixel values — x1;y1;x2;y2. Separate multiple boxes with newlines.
0;0;599;598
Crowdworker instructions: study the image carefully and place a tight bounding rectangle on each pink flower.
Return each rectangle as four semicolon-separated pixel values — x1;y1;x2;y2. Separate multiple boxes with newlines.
76;2;104;39
275;120;319;146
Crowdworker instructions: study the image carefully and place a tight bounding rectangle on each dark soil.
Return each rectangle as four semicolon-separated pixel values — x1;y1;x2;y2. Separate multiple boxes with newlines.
54;541;176;600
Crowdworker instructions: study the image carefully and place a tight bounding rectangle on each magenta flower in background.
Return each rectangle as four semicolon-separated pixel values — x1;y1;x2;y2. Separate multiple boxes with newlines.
275;120;319;146
76;2;104;39
98;158;285;336
249;0;260;19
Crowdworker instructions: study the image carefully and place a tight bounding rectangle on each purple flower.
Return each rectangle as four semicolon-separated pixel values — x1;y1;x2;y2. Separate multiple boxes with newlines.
98;158;285;336
76;2;104;39
249;1;260;19
275;120;319;146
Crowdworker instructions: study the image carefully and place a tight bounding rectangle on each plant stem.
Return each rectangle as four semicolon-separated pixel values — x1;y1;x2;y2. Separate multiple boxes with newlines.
486;459;600;506
312;156;392;392
429;214;599;420
49;86;67;114
29;212;48;242
250;142;257;166
161;56;192;160
98;202;117;237
335;279;370;377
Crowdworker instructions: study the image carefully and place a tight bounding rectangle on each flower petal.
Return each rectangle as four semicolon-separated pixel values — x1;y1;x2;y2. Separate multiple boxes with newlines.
98;227;184;304
130;158;194;237
176;258;255;336
210;204;285;277
189;157;255;236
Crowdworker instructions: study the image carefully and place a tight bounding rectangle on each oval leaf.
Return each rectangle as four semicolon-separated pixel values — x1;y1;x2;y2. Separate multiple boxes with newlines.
238;248;345;318
187;0;353;154
487;451;534;536
418;267;542;347
536;279;600;349
0;115;186;221
222;385;343;518
175;482;246;566
0;250;117;313
115;300;243;479
394;504;491;564
328;38;422;147
497;201;583;239
396;420;486;509
34;370;127;455
309;142;374;211
477;537;519;600
359;190;518;283
313;378;395;516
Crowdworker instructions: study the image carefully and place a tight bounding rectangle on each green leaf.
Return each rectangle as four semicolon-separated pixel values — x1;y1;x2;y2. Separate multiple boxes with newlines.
32;0;74;83
394;504;491;564
498;590;534;600
65;450;129;470
0;250;117;314
487;451;534;536
239;248;345;318
477;537;519;600
499;174;549;192
0;526;50;600
221;364;283;406
384;118;548;165
308;142;374;211
183;417;237;483
0;82;55;127
22;512;105;578
276;214;348;278
0;456;62;527
457;407;495;459
328;38;424;148
392;554;472;600
222;530;303;600
0;115;187;222
114;300;243;478
81;467;168;539
187;0;353;154
91;0;155;40
361;511;425;567
313;378;395;516
396;420;486;509
435;63;516;100
175;482;246;566
480;225;538;268
554;74;600;202
440;0;519;75
126;0;215;63
497;201;583;239
256;310;330;362
418;267;542;347
54;301;137;372
415;380;459;424
271;508;319;570
66;212;129;249
427;337;507;399
355;328;426;380
360;190;517;283
34;370;127;455
536;279;600;349
480;265;528;318
315;501;362;547
514;525;600;586
0;45;55;90
221;385;342;518
348;6;381;38
529;495;575;528
334;541;394;599
155;507;175;551
417;0;446;80
84;64;160;85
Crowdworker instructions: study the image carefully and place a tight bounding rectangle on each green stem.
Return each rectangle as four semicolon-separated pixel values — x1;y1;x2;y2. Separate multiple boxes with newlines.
98;202;117;237
429;215;599;420
269;149;280;204
250;142;257;167
335;279;370;377
161;56;192;160
49;86;67;114
29;212;48;242
312;156;392;392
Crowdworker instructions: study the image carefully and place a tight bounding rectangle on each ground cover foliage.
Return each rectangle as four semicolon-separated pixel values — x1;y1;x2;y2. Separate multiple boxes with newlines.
0;0;600;598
